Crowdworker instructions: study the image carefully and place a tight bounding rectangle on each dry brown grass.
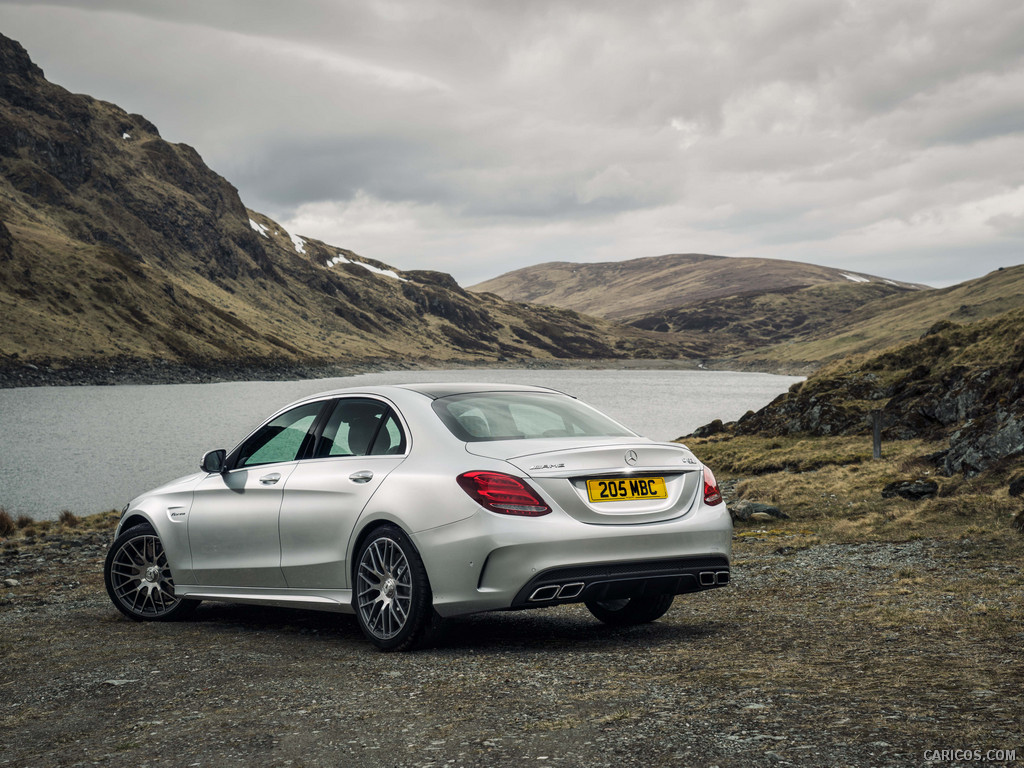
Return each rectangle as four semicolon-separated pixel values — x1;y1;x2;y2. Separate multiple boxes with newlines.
1;509;120;542
690;434;1021;544
685;433;927;475
0;507;13;537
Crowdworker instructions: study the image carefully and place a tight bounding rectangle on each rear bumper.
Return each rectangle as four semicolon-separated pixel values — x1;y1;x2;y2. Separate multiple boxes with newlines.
511;555;730;609
414;500;732;617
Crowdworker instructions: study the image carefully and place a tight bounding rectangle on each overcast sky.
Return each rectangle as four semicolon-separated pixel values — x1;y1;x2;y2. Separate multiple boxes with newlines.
2;0;1023;287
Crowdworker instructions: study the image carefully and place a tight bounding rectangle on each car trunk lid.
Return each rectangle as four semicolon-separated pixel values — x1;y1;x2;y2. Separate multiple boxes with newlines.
466;438;704;525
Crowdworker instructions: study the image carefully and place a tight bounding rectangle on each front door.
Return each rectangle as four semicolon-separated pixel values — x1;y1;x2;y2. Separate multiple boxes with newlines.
188;400;326;588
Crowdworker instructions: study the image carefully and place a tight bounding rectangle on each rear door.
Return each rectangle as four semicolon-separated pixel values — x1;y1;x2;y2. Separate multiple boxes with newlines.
278;398;408;589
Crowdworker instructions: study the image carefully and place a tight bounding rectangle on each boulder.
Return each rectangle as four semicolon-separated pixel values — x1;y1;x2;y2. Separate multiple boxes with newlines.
730;500;789;522
881;479;939;501
691;418;726;438
943;411;1024;476
1009;476;1024;498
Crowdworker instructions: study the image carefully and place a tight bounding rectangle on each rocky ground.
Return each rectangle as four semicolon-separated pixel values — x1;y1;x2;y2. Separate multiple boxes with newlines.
0;356;710;389
0;358;395;388
1;521;1021;768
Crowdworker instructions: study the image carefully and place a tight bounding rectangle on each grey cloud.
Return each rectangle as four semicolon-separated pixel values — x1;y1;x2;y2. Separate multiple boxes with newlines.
988;212;1024;238
1;0;1022;285
243;138;672;222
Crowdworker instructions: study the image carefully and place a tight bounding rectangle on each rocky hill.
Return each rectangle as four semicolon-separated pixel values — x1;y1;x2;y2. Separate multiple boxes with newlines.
694;308;1024;476
0;34;674;383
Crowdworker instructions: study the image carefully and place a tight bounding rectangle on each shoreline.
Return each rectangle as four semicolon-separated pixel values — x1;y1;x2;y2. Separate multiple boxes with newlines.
0;355;811;388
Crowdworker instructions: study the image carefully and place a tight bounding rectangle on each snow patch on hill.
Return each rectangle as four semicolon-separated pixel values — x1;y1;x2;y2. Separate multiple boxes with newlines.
326;252;406;281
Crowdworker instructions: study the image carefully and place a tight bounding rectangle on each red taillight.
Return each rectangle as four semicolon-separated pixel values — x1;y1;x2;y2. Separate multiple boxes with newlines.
703;465;723;506
457;471;551;517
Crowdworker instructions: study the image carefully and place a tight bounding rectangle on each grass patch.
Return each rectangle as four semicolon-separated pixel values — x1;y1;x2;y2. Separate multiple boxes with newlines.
1;509;119;543
688;434;937;475
688;434;1021;543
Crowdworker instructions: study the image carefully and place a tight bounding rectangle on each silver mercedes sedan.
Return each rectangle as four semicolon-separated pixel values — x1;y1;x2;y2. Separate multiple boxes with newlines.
104;383;732;650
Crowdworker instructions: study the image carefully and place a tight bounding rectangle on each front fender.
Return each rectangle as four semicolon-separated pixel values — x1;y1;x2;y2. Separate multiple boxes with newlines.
114;475;203;586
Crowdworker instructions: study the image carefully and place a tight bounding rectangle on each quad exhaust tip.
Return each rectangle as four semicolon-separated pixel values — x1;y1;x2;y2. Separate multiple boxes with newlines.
557;582;585;599
700;571;730;586
529;571;729;602
529;585;560;601
528;582;586;602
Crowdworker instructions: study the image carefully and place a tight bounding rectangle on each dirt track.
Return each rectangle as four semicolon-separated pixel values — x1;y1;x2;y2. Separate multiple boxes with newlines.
1;527;1021;767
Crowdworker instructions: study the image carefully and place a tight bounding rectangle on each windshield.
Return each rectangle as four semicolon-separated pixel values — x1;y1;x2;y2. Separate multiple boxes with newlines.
432;392;635;442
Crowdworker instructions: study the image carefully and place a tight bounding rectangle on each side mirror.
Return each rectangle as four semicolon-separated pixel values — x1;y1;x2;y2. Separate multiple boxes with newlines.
200;449;227;474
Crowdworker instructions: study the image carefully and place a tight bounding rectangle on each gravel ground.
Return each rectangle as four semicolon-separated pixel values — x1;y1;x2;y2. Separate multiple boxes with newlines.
1;528;1021;768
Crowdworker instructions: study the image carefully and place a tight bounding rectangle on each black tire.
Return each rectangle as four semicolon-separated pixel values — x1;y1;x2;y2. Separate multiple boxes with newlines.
104;523;199;622
354;525;434;651
585;594;674;626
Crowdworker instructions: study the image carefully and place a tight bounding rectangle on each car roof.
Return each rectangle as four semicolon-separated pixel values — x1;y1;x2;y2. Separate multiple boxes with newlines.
394;382;570;400
287;382;570;406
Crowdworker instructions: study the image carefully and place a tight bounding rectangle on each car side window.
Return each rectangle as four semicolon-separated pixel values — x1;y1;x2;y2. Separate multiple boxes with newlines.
316;399;405;458
237;402;324;468
370;411;406;455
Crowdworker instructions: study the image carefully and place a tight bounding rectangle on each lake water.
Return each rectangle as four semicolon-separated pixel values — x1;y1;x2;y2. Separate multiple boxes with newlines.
0;368;801;520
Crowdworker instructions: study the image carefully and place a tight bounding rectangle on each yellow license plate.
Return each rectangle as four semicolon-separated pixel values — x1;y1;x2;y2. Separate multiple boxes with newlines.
586;476;667;503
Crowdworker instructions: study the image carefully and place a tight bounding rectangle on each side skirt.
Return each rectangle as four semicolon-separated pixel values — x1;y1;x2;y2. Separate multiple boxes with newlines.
175;585;355;614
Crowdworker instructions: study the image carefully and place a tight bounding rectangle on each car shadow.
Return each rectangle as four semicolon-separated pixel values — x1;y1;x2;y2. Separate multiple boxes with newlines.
181;601;720;654
187;601;362;637
433;607;720;653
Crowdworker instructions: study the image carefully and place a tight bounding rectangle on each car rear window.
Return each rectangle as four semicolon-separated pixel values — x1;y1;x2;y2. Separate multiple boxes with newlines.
431;392;635;442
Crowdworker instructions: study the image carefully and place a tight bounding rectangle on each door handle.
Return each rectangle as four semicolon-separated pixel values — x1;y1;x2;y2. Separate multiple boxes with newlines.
259;473;282;485
349;470;374;484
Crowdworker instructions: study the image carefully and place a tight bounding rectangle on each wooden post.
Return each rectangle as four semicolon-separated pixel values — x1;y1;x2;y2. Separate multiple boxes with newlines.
872;411;882;460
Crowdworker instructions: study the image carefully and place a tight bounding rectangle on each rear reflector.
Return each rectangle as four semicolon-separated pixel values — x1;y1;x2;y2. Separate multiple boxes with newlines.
703;465;723;506
457;471;551;516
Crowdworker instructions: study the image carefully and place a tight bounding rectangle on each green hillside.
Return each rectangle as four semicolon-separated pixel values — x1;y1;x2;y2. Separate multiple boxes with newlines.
732;265;1024;369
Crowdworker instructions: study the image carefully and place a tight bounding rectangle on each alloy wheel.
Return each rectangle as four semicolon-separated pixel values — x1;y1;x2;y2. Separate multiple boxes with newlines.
356;536;413;640
108;533;182;618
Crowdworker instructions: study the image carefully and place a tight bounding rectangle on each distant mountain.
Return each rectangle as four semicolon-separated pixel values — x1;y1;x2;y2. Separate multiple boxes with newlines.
470;254;932;362
470;253;925;322
471;255;1024;370
0;33;673;381
628;280;911;357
